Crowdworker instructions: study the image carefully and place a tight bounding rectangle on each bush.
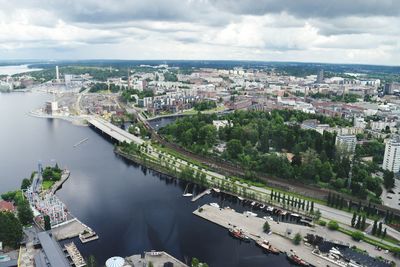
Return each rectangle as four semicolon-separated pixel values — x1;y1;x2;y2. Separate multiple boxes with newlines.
328;220;339;230
293;233;302;245
352;231;364;241
318;220;326;226
263;221;270;233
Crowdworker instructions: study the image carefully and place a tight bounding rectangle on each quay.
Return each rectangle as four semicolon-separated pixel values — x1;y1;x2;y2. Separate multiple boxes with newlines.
65;242;86;267
50;170;71;194
191;188;211;202
52;218;97;243
126;251;188;267
193;204;398;267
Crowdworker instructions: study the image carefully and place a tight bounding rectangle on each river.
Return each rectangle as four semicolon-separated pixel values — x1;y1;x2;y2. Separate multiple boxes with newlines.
0;92;294;266
0;64;42;76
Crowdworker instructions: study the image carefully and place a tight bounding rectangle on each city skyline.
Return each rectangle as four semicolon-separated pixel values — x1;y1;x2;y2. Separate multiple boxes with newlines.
0;0;399;65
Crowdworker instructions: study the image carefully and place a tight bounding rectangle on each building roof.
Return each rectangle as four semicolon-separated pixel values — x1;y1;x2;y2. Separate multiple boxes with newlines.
0;201;15;212
36;232;70;267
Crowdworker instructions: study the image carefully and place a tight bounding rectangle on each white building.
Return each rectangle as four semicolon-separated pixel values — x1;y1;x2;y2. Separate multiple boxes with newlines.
383;136;400;173
335;134;357;154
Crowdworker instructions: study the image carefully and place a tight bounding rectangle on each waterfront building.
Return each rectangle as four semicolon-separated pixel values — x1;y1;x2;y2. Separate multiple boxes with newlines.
383;136;400;173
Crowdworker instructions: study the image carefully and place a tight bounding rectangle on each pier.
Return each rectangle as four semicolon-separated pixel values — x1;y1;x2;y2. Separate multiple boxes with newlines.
194;204;398;266
65;242;86;267
191;189;211;202
52;218;97;243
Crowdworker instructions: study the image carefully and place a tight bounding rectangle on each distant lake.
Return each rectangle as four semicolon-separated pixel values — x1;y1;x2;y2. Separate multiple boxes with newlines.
0;64;42;75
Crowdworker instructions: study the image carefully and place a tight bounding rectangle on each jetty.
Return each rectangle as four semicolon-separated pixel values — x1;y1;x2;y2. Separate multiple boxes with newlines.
191;189;211;202
65;242;86;267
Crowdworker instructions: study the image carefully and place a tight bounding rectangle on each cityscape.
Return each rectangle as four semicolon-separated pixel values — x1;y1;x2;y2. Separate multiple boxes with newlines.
1;1;400;267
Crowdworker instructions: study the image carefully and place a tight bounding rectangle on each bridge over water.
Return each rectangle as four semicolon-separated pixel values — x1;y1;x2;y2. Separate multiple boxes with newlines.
87;117;144;145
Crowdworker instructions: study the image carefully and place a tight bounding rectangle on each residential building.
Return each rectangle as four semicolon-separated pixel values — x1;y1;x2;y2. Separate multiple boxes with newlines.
383;136;400;173
335;134;357;154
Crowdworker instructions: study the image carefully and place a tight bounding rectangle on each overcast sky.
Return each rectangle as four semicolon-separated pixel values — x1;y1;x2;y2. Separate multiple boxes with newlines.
0;0;399;65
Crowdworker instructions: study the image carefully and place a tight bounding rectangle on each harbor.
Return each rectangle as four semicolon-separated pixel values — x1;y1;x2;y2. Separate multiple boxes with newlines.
193;204;396;267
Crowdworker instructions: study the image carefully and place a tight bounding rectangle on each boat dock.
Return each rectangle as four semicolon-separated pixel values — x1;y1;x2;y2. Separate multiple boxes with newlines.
193;204;332;267
191;189;211;202
52;218;98;243
65;242;86;267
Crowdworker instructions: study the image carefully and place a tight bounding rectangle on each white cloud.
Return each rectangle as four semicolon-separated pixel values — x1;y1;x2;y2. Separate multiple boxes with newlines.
0;0;398;65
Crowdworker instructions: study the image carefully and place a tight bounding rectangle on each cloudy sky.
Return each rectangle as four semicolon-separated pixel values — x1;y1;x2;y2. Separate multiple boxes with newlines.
0;0;399;65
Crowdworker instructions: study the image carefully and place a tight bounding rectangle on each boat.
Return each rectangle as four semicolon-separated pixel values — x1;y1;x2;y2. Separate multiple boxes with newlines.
260;204;265;209
182;184;193;197
237;196;244;201
212;188;221;193
286;250;309;266
210;203;220;208
251;201;256;206
256;240;280;254
228;228;250;242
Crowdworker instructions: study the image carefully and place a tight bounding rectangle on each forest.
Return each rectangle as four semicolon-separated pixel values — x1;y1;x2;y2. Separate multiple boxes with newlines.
159;110;388;202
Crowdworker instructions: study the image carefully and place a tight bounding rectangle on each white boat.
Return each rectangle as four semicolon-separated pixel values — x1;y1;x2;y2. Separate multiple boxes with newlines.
213;188;221;193
237;196;244;201
210;203;220;208
266;207;274;212
263;216;274;221
244;211;258;217
260;204;265;209
182;184;193;197
251;201;256;206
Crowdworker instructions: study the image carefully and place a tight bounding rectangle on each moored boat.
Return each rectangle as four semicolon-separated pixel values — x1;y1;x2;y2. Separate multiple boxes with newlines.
228;228;251;242
256;240;280;254
286;250;309;266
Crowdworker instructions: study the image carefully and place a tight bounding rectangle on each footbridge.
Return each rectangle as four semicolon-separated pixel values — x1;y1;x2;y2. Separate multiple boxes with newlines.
88;117;144;145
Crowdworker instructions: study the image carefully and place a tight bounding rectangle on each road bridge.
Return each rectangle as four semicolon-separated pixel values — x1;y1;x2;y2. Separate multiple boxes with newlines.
88;117;144;145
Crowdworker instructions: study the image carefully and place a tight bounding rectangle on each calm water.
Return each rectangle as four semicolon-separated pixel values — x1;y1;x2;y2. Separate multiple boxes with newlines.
0;64;41;75
0;92;294;266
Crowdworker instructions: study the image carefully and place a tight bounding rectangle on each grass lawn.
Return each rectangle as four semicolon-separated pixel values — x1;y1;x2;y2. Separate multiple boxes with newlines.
42;181;55;190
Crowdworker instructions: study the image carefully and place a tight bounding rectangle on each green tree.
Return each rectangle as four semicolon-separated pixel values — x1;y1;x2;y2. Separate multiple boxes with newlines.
226;139;243;159
263;221;271;233
17;200;33;225
372;220;377;235
44;215;51;231
351;212;357;228
327;220;339;230
351;231;364;241
0;211;23;248
383;171;395;189
20;178;31;190
361;215;366;230
293;233;302;245
377;222;382;236
382;228;387;239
